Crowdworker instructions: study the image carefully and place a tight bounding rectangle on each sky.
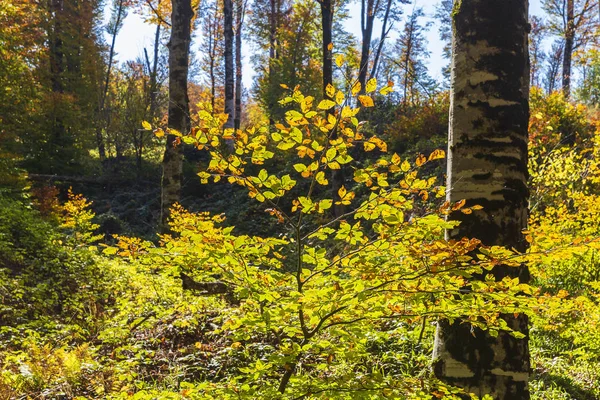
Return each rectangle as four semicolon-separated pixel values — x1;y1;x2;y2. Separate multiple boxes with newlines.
104;0;547;89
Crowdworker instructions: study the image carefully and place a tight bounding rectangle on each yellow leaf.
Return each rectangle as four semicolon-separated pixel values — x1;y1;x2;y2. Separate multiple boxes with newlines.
366;78;377;93
351;82;362;96
391;153;401;165
318;99;336;110
142;120;152;130
380;81;394;95
335;53;345;67
358;95;374;107
428;149;446;161
335;90;345;105
401;160;411;172
364;141;376;151
316;171;329;185
154;128;165;138
415;154;427;167
326;83;336;99
280;83;289;89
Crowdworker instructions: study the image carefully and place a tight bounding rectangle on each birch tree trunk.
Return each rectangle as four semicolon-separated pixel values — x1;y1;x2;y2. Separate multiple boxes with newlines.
224;0;235;130
432;1;531;399
234;0;245;130
161;0;192;228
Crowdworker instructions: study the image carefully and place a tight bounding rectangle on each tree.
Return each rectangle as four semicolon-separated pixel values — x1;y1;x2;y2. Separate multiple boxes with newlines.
199;0;225;111
357;0;406;94
391;7;434;106
234;0;247;129
543;0;599;98
161;0;193;227
434;0;453;83
529;16;547;88
97;0;127;163
432;1;531;399
224;0;235;132
544;40;564;93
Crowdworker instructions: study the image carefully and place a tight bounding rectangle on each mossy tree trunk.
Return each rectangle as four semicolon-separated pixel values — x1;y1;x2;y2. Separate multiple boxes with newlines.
161;0;192;228
432;1;531;399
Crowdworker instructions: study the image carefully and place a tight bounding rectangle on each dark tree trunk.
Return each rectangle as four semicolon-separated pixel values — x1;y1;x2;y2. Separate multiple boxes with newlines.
369;0;393;80
224;0;235;130
319;0;343;218
161;0;193;228
358;0;375;93
432;1;531;399
562;0;574;98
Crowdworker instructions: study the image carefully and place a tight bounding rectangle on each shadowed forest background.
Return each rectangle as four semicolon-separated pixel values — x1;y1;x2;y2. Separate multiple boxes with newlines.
2;0;600;398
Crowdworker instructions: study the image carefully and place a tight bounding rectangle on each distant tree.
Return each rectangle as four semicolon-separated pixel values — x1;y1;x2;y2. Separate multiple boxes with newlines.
161;0;193;227
357;0;407;94
542;0;599;98
42;0;105;174
391;7;435;106
97;0;127;163
200;0;225;111
247;0;292;121
234;0;247;129
530;16;547;88
434;0;453;82
224;0;235;131
544;40;564;93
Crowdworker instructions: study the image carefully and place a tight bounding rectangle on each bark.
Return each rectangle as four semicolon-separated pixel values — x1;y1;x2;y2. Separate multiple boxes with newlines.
369;0;393;80
224;0;235;130
235;0;245;130
319;0;344;218
358;0;376;93
432;1;531;399
161;0;193;228
562;0;574;98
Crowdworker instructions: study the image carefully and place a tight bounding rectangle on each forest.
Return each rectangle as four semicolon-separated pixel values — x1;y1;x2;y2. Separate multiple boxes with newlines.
1;0;600;398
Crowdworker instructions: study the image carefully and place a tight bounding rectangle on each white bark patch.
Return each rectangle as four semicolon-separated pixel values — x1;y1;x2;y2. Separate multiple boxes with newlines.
443;359;476;378
468;71;499;86
487;98;520;107
490;368;529;381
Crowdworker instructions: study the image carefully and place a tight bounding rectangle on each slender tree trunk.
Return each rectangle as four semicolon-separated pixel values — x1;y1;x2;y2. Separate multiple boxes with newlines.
267;0;278;124
224;0;235;130
234;0;245;130
161;0;193;228
432;1;531;399
319;0;343;218
358;0;375;93
369;0;392;80
97;0;125;162
150;19;161;118
563;0;574;99
49;0;65;144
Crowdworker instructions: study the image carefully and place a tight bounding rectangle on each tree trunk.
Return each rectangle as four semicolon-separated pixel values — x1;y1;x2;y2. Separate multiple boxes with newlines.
369;0;392;80
97;0;125;163
319;0;343;218
562;0;574;99
224;0;235;130
235;0;245;130
358;0;375;94
432;1;531;399
161;0;193;228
